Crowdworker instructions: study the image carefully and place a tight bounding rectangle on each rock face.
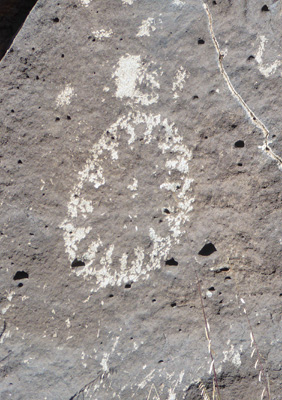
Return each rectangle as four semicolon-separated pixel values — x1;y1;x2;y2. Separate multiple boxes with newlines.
1;0;282;399
0;0;38;60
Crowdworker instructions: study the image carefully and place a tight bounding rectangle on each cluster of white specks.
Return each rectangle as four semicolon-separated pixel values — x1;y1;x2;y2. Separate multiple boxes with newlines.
255;35;282;78
100;337;119;372
137;17;156;37
223;342;242;368
92;28;113;40
172;0;185;6
127;178;138;198
121;0;135;4
113;54;160;106
81;0;91;6
172;66;188;98
56;85;75;107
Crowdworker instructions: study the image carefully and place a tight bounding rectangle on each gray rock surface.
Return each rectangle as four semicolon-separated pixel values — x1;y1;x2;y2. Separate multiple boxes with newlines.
1;0;282;399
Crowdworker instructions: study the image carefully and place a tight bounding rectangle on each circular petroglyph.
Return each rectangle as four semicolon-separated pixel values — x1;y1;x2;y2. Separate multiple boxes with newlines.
60;53;193;291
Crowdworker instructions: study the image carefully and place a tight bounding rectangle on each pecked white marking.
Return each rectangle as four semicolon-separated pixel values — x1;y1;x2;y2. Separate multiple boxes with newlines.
56;85;75;107
172;66;188;99
92;29;113;40
256;35;282;78
223;344;242;368
113;54;160;106
121;0;135;4
81;0;91;6
137;18;156;37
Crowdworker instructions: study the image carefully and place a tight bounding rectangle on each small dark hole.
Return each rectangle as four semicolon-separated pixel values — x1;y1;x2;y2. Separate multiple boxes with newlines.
198;243;217;256
165;258;178;266
71;258;85;268
11;109;14;113
208;286;215;291
61;54;64;58
130;337;133;340
120;38;123;41
18;283;23;287
36;76;39;80
225;276;232;281
13;271;29;280
266;146;270;151
198;38;205;45
18;160;22;164
93;38;96;42
152;299;156;302
213;1;217;4
217;267;230;273
204;136;208;139
125;283;131;289
192;95;199;100
231;124;237;129
55;117;60;121
67;115;71;120
163;208;170;214
179;328;182;332
261;5;269;12
247;55;255;61
272;135;276;138
171;302;177;307
279;293;282;297
32;47;35;51
158;360;164;363
109;294;114;298
53;17;60;22
237;163;243;167
234;140;245;148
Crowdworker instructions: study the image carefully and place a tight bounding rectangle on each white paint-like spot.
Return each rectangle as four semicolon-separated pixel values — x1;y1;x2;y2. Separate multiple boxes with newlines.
223;344;241;367
127;178;138;198
56;85;75;107
255;36;282;77
137;18;156;37
113;54;160;106
2;304;10;314
172;66;188;98
81;0;91;6
7;291;15;302
65;318;71;328
121;0;135;4
0;330;11;344
92;28;113;40
173;0;185;5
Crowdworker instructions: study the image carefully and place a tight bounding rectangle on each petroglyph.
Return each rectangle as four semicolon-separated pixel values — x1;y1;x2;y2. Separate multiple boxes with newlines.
255;35;282;78
60;52;193;290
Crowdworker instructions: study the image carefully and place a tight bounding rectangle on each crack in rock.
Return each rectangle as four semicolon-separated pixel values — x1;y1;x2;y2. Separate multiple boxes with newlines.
203;2;282;169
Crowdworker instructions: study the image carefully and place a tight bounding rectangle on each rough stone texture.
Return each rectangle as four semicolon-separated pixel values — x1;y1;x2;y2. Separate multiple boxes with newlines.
1;0;282;399
0;0;38;60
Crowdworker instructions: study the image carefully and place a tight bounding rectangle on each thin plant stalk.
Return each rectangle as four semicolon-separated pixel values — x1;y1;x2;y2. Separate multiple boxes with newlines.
196;274;221;400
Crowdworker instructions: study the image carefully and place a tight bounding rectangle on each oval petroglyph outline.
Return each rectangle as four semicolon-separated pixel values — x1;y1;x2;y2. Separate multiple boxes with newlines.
60;8;193;292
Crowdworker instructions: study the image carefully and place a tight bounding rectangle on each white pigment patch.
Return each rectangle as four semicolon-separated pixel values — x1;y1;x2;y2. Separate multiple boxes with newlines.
92;29;113;40
113;54;160;106
137;18;156;37
255;35;281;77
172;66;188;98
56;85;74;107
81;0;91;6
